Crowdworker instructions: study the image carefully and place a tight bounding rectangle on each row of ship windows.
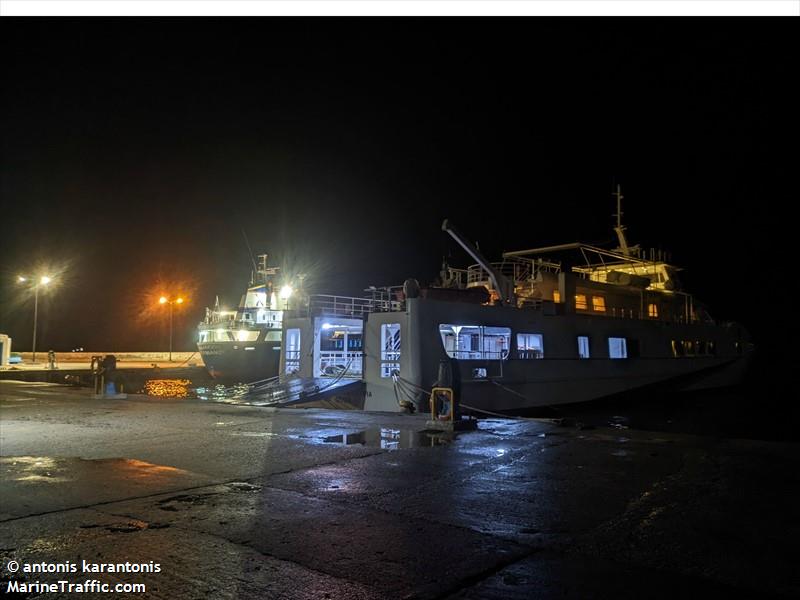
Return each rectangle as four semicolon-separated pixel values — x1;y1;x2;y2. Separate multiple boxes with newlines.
555;291;659;318
672;340;716;357
379;324;729;377
379;324;637;377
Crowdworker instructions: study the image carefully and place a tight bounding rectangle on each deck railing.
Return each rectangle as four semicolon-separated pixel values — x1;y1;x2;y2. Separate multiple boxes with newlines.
307;294;402;317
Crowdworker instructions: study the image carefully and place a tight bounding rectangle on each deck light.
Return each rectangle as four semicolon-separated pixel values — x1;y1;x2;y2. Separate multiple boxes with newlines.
279;285;293;300
40;276;51;285
159;296;168;304
176;297;184;304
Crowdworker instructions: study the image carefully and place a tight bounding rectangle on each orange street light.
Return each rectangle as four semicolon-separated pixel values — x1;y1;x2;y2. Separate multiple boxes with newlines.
158;296;186;362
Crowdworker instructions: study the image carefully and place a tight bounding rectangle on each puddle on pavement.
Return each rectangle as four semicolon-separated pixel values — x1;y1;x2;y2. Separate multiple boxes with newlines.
1;456;189;484
321;428;454;450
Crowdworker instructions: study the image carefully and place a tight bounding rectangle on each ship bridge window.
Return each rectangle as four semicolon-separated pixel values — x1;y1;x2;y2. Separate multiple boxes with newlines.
578;336;590;359
575;294;588;310
608;337;628;359
236;330;260;342
380;323;401;378
648;303;659;318
265;330;281;342
206;330;234;342
517;333;544;359
439;325;510;361
592;296;606;312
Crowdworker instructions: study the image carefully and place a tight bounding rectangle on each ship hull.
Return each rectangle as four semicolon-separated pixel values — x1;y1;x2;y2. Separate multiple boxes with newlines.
454;355;751;413
363;297;754;412
198;341;281;383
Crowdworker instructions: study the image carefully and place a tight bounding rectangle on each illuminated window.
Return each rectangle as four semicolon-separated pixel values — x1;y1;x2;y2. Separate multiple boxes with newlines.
608;337;627;359
236;330;260;342
648;303;659;318
553;290;561;303
671;340;682;357
439;324;510;361
577;336;590;359
575;294;588;310
592;296;606;312
685;341;694;356
285;328;301;375
517;333;544;359
380;323;401;377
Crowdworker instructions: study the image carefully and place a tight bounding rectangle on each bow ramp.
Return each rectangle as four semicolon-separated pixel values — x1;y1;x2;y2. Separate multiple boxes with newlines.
245;377;365;409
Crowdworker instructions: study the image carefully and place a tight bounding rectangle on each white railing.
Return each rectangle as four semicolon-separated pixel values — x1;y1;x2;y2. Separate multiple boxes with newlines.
445;350;509;361
318;351;363;377
308;294;402;317
467;258;561;286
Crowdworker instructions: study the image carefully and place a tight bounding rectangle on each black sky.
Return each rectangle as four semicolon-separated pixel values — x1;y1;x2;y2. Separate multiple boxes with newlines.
1;19;796;360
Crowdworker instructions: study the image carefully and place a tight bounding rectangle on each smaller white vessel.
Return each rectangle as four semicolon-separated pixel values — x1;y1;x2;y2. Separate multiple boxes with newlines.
197;255;297;382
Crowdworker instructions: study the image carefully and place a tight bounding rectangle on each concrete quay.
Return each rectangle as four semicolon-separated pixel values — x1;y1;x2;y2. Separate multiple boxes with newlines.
1;380;798;599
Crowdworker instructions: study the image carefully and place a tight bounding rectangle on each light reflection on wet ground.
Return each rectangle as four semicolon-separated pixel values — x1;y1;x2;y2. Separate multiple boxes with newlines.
0;456;189;484
140;379;193;398
321;428;454;449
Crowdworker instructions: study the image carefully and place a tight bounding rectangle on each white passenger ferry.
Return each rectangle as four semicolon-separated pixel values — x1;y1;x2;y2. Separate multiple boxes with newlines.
271;190;752;413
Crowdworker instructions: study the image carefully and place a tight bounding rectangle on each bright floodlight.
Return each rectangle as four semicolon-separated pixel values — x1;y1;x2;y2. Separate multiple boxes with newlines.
159;296;168;304
176;297;184;304
279;285;293;300
40;276;52;285
18;276;27;282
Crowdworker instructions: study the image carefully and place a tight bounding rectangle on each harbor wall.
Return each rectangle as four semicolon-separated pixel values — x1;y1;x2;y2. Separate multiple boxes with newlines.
16;351;199;364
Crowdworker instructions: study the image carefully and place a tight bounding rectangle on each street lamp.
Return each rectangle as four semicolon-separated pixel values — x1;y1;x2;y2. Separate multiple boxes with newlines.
17;274;53;363
159;295;185;362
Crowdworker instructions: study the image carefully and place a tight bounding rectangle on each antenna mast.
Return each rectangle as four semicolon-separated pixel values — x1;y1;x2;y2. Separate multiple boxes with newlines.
612;184;631;257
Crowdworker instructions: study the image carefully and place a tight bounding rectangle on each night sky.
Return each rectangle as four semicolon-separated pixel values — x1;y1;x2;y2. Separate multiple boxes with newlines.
1;20;796;370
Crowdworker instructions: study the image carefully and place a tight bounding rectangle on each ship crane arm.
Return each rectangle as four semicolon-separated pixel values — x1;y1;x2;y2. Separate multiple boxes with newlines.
441;219;516;306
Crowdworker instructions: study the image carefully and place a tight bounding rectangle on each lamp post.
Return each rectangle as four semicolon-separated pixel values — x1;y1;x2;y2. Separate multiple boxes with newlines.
17;275;53;364
159;296;184;361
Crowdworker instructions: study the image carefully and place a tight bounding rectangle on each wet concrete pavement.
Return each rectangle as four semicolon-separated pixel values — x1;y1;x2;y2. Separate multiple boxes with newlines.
1;380;798;598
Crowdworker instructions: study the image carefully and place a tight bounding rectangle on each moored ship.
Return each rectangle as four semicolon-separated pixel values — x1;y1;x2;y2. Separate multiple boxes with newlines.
197;255;297;382
264;189;753;413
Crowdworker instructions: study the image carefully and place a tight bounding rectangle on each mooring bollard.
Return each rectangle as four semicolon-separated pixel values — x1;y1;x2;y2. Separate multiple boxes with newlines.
91;354;126;399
